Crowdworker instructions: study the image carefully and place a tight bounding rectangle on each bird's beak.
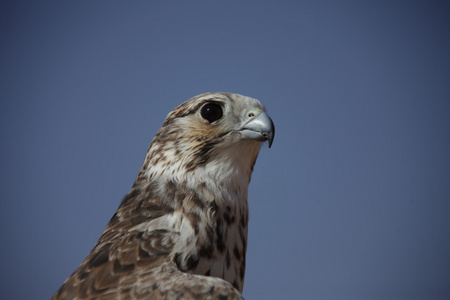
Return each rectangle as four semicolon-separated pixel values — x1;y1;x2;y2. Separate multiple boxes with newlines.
241;111;275;148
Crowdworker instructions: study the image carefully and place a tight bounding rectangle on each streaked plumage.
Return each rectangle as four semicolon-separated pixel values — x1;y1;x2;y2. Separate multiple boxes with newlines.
52;92;275;299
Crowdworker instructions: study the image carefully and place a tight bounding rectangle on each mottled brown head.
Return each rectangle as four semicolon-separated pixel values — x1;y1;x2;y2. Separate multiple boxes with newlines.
141;92;275;186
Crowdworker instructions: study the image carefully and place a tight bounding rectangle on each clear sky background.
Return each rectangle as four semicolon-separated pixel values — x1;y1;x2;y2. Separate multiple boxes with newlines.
1;1;449;300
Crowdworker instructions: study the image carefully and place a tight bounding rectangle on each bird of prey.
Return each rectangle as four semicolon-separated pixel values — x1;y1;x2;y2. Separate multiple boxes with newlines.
52;92;275;299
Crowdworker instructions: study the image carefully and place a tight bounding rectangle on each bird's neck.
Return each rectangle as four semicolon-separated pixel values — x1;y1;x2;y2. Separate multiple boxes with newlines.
138;141;262;207
129;143;261;292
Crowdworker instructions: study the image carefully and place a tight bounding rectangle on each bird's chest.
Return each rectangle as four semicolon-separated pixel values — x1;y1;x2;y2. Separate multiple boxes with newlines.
175;203;248;292
200;214;247;292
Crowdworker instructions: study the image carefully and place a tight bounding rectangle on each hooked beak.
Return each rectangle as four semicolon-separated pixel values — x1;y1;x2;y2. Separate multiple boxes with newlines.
241;111;275;148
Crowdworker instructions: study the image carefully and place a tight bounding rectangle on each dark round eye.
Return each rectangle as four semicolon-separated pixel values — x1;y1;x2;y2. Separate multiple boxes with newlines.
201;103;223;123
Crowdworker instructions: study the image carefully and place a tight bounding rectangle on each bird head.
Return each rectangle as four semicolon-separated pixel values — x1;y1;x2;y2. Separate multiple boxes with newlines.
142;92;275;187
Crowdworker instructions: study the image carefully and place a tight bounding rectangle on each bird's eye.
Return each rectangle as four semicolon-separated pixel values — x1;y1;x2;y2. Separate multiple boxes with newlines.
201;103;223;123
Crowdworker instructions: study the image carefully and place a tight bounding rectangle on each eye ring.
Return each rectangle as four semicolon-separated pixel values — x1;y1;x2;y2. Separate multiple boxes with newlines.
201;102;223;123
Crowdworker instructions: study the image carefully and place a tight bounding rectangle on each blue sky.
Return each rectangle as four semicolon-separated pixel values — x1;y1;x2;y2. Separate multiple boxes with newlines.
1;1;449;299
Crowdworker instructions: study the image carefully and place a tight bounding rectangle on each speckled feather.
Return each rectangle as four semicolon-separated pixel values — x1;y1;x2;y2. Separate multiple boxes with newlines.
52;92;273;300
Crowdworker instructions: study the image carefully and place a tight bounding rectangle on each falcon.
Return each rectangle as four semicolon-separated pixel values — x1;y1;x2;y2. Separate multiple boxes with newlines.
52;92;275;299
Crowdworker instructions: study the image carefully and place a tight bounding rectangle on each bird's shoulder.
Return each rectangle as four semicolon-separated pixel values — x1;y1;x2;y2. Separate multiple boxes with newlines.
52;183;241;299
